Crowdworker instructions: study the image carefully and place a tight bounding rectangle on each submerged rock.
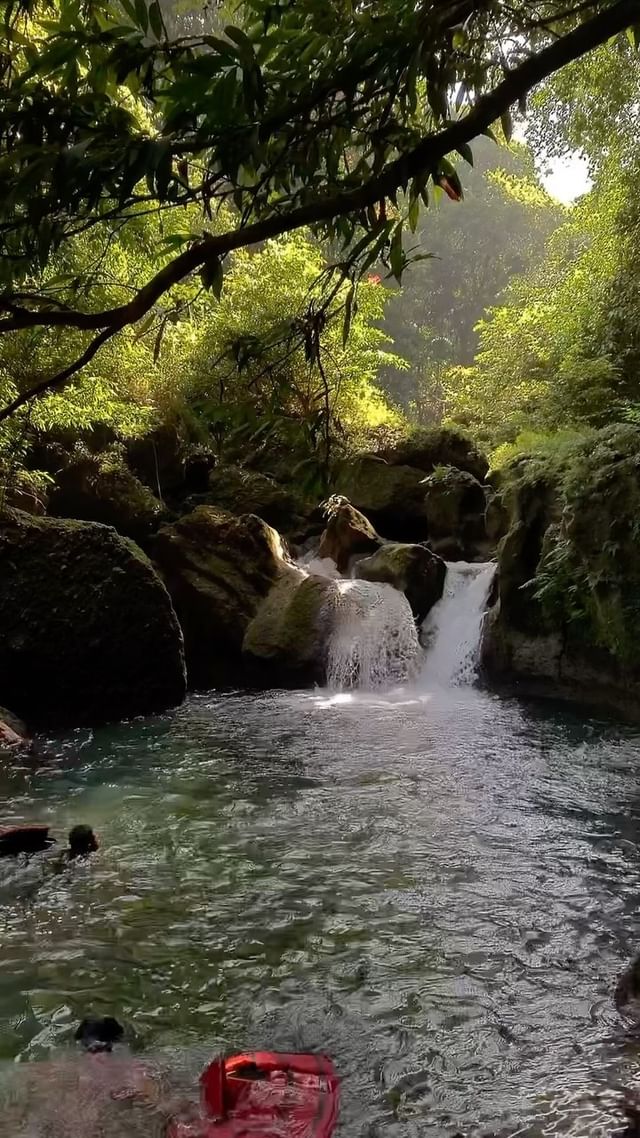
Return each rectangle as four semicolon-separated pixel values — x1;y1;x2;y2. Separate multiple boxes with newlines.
355;543;446;624
318;496;382;572
0;510;186;726
0;706;28;741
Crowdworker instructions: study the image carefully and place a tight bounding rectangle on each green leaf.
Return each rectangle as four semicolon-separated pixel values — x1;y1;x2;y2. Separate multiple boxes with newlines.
224;25;255;64
500;109;513;144
134;0;149;32
456;142;474;167
201;257;224;299
148;0;163;39
408;196;420;233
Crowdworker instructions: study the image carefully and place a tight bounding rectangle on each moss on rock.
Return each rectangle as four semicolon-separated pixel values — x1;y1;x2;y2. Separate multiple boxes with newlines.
355;543;446;624
243;572;335;685
0;510;186;726
482;424;640;714
379;427;489;482
151;506;289;688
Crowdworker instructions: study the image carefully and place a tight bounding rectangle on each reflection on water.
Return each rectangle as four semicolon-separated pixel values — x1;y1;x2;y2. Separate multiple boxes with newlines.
1;687;640;1136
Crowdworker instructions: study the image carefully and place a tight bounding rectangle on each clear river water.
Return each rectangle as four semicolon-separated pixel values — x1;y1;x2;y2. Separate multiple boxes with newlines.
2;566;640;1137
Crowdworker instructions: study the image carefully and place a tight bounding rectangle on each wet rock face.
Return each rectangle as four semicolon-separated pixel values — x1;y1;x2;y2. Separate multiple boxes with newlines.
354;543;446;624
0;510;186;727
151;506;290;688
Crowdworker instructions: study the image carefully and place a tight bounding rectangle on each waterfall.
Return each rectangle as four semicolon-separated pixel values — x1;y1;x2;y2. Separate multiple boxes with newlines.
323;578;421;691
300;555;421;691
420;561;496;688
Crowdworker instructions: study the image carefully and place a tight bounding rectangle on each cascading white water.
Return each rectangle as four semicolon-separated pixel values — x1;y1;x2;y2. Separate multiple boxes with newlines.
323;578;421;690
300;555;421;691
420;561;496;687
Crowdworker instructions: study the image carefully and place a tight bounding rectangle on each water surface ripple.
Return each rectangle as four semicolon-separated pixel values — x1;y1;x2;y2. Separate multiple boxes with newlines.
1;687;640;1137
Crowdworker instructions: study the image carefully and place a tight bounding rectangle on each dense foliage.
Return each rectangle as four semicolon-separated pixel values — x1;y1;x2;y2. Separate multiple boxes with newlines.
443;51;640;449
0;0;635;425
380;138;562;419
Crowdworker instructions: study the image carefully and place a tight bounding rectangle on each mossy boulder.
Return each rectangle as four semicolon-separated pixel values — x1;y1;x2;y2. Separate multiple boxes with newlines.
421;466;490;561
186;464;309;532
151;506;291;687
379;427;489;482
355;543;446;624
49;455;167;543
318;496;383;572
243;572;335;685
331;456;427;542
482;426;640;716
0;510;186;727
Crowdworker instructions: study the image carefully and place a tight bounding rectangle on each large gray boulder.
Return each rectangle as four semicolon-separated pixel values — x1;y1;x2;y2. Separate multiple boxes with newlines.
0;510;186;727
243;572;335;685
152;506;338;689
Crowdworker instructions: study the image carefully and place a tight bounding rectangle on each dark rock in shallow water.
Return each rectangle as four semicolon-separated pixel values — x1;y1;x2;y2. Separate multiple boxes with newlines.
0;706;28;741
0;510;186;727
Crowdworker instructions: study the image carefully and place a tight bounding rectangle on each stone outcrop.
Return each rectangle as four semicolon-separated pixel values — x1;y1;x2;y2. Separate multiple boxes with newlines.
481;427;640;718
0;510;186;727
354;543;446;624
422;466;489;561
152;505;338;689
317;496;383;572
379;427;489;483
152;506;287;688
187;464;310;533
331;456;427;542
243;572;335;685
48;456;167;543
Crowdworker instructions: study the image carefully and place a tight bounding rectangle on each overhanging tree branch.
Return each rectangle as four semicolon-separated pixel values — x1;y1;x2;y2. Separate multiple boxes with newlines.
0;0;636;423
